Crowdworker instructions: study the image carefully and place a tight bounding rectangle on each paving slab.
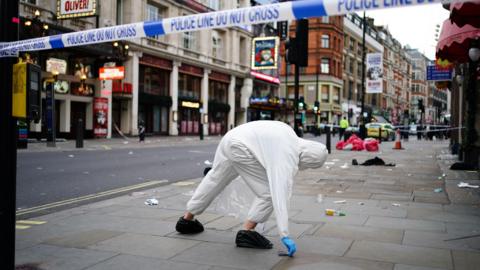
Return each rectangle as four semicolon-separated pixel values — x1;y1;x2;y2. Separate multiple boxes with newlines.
394;264;447;270
451;250;480;270
166;229;236;245
445;222;480;235
378;201;443;210
295;235;352;256
342;204;407;218
89;233;200;259
314;223;404;244
272;252;394;270
293;210;369;226
84;254;211;270
43;229;123;249
171;242;283;270
403;230;480;251
106;206;183;220
265;222;313;238
442;204;480;216
205;216;242;230
345;240;453;269
372;194;413;201
365;216;445;232
15;244;117;270
406;208;480;224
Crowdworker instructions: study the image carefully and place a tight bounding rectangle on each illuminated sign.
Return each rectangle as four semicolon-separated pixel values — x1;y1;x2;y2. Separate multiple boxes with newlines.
99;66;125;80
57;0;97;19
251;37;279;70
46;58;67;75
182;101;200;109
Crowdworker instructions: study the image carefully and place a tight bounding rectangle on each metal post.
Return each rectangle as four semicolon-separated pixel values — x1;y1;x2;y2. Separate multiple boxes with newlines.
326;125;331;154
360;11;367;139
294;63;300;136
76;118;84;148
316;64;320;131
0;0;19;267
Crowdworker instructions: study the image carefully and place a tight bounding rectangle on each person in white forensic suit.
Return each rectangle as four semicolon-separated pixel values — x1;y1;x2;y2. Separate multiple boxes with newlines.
175;121;328;257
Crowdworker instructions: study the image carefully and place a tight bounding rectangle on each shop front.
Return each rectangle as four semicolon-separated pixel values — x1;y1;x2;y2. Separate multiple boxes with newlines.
208;71;231;135
178;64;203;135
248;72;282;122
138;55;173;135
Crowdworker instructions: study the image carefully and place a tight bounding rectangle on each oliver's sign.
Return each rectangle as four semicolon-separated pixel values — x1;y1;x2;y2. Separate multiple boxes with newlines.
57;0;97;19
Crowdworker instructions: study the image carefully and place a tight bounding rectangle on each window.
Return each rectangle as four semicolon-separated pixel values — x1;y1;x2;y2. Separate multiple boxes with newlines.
356;83;362;101
207;0;222;10
209;80;228;103
321;34;329;48
349;37;355;51
322;16;329;23
183;31;196;50
139;66;169;96
321;58;329;74
239;36;248;65
146;2;166;39
333;87;340;104
321;85;329;102
178;73;201;100
349;58;355;74
21;0;36;4
357;62;362;77
348;81;353;100
212;30;223;59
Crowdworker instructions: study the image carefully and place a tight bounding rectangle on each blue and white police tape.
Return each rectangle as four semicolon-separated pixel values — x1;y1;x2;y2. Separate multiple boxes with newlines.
0;0;451;56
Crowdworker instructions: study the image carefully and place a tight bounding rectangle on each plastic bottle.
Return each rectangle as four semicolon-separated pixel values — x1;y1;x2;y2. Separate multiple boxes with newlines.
325;209;346;216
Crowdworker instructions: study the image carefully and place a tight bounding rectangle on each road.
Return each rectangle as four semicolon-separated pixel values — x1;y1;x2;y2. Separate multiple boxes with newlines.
16;134;338;217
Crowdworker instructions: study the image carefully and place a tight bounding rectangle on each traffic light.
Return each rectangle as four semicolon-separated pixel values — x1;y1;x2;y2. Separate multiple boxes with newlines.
298;96;305;110
418;99;424;113
314;100;320;111
284;19;309;66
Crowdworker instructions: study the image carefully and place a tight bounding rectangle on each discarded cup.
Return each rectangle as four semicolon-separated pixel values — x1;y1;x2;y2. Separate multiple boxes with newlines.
457;182;479;189
325;209;346;216
392;203;401;207
434;188;443;193
317;194;323;203
144;198;159;206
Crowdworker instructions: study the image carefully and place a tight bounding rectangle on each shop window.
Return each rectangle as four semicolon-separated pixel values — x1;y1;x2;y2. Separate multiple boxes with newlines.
139;66;169;96
179;73;201;100
209;80;228;103
321;85;329;102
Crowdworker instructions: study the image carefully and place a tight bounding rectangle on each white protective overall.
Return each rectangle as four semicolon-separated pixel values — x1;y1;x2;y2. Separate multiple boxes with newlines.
186;121;328;238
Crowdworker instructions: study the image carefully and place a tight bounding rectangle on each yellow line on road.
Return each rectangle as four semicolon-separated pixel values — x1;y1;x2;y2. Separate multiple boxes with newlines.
16;181;164;216
16;225;31;230
16;220;47;225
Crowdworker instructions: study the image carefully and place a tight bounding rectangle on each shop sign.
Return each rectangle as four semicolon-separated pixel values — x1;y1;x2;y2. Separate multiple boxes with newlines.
251;37;279;70
250;71;280;84
57;0;97;19
46;58;67;75
427;65;452;81
366;52;383;94
181;101;200;109
93;97;108;138
100;80;112;97
71;82;94;96
99;66;125;80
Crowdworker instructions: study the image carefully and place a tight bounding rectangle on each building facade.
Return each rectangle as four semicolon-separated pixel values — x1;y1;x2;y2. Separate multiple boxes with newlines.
406;48;429;124
280;16;344;126
342;14;383;125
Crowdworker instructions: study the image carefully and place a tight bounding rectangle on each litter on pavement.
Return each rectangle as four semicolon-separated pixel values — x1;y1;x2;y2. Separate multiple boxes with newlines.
144;198;159;206
334;200;347;204
204;160;213;166
392;203;401;207
358;202;365;205
457;182;479;189
172;181;196;186
336;135;379;152
434;188;443;193
68;154;74;158
352;157;395;166
325;209;346;216
317;194;323;203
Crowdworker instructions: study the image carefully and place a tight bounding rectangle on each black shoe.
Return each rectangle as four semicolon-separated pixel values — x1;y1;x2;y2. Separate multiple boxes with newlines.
235;230;273;249
175;217;204;234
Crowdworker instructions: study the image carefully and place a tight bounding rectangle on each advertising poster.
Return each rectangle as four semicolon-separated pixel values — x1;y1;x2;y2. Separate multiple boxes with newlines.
57;0;97;19
251;37;279;70
93;97;108;138
366;52;383;94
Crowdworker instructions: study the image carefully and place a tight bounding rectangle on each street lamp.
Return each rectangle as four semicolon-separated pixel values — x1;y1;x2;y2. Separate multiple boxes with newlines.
468;47;480;62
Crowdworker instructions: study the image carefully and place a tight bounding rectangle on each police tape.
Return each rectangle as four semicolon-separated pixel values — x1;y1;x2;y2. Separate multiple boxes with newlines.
0;0;453;56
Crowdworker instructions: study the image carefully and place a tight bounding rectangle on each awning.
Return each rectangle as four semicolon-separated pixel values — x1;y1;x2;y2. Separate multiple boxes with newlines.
450;0;480;28
251;71;280;85
436;19;480;63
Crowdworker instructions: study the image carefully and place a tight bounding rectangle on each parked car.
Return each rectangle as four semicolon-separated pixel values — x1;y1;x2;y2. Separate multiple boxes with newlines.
409;124;417;135
366;123;395;141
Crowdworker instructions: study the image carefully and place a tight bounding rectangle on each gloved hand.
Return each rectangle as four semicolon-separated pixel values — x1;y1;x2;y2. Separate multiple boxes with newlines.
281;236;297;257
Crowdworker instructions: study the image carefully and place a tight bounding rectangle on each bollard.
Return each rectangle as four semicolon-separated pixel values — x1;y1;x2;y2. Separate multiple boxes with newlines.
378;127;382;144
76;118;83;148
199;123;204;140
326;125;331;154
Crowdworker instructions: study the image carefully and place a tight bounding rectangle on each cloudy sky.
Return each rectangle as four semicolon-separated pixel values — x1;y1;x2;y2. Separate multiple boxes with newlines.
364;4;450;60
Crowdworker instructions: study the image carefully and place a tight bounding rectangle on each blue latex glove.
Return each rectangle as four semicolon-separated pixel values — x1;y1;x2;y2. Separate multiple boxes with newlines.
281;236;297;257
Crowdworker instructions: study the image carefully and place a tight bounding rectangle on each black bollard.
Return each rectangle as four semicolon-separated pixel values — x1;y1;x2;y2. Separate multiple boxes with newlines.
378;127;382;144
326;125;331;154
199;122;204;140
76;118;83;148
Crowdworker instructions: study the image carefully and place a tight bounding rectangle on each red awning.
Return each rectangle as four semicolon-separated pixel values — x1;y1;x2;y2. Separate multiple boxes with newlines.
450;0;480;28
251;71;280;85
436;19;480;63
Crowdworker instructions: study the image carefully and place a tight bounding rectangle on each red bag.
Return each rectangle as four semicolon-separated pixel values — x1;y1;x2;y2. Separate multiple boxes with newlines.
352;139;365;151
364;139;379;152
336;141;345;150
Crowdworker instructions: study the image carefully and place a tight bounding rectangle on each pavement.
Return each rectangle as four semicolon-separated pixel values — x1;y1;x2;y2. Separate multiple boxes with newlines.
15;139;480;270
